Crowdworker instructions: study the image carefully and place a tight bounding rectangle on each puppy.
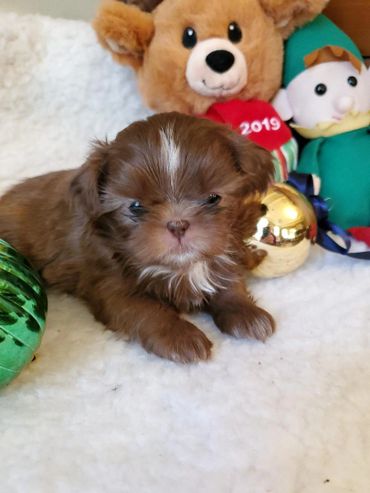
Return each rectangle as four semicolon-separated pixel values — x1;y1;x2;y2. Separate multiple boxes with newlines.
0;112;275;362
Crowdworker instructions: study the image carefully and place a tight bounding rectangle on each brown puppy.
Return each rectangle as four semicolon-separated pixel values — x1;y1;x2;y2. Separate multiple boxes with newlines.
0;113;275;362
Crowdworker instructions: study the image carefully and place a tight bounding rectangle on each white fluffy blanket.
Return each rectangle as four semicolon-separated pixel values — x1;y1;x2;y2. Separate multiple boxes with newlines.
1;13;370;493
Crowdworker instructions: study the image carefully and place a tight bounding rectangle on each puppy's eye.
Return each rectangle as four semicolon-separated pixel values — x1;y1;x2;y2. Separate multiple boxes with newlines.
315;83;327;96
205;193;222;205
129;200;146;215
182;27;197;49
228;22;242;43
347;76;358;87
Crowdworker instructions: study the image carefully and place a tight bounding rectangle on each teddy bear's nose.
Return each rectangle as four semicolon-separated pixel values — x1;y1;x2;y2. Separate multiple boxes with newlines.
206;50;235;73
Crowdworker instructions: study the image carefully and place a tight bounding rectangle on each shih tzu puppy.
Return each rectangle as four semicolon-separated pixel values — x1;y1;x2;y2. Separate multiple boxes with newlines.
0;113;275;363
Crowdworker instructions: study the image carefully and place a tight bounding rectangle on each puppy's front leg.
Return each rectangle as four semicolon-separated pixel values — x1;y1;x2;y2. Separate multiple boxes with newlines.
207;281;275;342
92;288;212;363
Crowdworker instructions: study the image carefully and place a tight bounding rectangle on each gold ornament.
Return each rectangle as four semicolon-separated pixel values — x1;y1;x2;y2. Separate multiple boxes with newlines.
247;183;317;278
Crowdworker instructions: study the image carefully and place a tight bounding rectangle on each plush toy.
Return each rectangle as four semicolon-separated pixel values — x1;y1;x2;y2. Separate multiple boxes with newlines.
273;15;370;245
0;240;47;388
93;0;330;181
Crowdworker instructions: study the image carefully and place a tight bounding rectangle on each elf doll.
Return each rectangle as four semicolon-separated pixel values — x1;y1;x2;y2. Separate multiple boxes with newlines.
273;15;370;245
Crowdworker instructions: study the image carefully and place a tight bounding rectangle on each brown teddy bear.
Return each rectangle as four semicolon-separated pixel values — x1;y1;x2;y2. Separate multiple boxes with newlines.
93;0;329;181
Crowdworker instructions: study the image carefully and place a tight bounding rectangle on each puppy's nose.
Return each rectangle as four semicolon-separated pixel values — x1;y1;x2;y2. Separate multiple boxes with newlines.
167;220;190;239
206;50;235;73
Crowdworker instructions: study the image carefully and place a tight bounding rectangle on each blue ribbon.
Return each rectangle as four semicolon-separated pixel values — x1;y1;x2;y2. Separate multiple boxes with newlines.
287;172;370;260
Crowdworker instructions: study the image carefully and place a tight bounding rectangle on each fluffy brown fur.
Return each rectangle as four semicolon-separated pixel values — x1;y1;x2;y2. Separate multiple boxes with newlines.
0;113;275;363
94;0;154;69
119;0;163;13
258;0;331;38
93;0;329;114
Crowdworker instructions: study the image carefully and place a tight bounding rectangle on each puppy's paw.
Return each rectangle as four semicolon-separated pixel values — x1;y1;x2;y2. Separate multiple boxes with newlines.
216;304;275;342
140;320;213;363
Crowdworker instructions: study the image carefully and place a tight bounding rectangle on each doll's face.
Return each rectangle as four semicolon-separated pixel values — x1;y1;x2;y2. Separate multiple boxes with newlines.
285;61;369;128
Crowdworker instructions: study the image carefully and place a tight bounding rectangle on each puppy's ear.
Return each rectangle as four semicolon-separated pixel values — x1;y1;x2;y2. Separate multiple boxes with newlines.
258;0;330;39
70;142;110;215
226;131;274;196
93;0;155;70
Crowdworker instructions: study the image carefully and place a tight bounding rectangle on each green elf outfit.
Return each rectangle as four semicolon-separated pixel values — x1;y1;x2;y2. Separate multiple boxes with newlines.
282;16;370;240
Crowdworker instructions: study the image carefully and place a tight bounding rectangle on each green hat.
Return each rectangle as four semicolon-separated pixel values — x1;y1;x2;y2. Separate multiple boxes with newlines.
283;15;363;87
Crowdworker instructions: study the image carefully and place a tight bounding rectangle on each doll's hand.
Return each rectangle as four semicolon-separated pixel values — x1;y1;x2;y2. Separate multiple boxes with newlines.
312;174;321;195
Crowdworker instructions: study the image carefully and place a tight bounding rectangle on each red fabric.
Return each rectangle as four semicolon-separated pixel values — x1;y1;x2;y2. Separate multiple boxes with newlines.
202;99;293;151
348;227;370;247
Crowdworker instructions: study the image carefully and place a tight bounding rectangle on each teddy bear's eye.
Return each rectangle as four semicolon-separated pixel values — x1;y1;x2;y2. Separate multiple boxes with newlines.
182;27;197;49
228;22;242;43
347;76;358;87
315;83;327;96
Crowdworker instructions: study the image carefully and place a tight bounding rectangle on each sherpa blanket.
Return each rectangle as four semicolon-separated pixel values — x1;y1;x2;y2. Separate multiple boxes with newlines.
0;13;370;493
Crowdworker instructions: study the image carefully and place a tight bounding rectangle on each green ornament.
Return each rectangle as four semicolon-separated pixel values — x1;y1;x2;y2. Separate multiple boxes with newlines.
0;239;47;388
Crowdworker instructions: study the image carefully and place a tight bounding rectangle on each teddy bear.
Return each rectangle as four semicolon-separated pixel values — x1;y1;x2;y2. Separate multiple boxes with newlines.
93;0;329;182
273;15;370;245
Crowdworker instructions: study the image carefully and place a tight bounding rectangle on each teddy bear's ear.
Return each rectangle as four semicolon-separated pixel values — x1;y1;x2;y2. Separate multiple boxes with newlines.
93;0;155;69
119;0;164;13
259;0;330;39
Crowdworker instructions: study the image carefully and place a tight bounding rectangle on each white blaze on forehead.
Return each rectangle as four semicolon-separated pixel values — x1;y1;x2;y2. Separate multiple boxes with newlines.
159;125;180;188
